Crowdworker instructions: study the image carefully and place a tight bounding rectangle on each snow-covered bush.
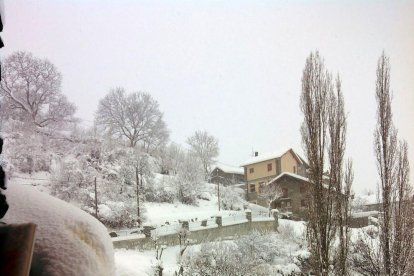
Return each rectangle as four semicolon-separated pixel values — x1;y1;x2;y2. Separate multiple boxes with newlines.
174;152;204;205
220;186;245;210
144;178;174;203
181;241;256;276
236;231;280;263
4;123;54;174
181;232;281;276
180;230;309;276
98;200;138;229
278;222;301;242
51;156;87;202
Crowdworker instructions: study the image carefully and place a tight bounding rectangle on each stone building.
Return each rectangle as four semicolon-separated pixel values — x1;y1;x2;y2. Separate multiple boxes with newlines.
267;172;311;219
210;163;245;186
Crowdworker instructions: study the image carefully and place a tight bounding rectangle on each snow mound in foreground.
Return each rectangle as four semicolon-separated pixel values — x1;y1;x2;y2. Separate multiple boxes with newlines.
4;184;115;276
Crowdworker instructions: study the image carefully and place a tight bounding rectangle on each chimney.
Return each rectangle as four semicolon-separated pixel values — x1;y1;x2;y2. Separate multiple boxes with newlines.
254;152;258;157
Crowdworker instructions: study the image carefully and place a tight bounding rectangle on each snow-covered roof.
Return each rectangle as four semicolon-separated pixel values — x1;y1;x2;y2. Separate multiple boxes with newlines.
359;193;381;205
269;172;310;184
212;162;244;175
269;172;334;191
240;149;289;167
351;211;379;218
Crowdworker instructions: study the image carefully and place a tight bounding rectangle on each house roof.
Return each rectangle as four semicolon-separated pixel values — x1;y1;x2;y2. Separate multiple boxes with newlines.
240;149;289;167
212;162;244;175
269;172;332;191
240;148;308;167
269;172;310;184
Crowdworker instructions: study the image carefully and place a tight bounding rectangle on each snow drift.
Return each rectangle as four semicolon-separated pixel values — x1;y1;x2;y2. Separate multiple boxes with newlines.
4;184;115;276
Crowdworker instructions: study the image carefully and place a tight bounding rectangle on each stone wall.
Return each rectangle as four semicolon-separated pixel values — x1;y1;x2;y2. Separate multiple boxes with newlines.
113;217;277;250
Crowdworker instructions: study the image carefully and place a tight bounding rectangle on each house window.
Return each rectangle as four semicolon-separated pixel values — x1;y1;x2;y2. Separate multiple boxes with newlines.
300;185;306;193
258;182;264;192
301;199;307;207
286;201;291;207
293;166;296;174
267;163;272;172
249;184;256;193
282;188;288;198
249;168;254;174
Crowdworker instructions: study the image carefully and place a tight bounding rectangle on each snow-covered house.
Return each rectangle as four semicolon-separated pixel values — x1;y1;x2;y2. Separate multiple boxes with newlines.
266;172;311;219
210;162;245;186
240;148;308;204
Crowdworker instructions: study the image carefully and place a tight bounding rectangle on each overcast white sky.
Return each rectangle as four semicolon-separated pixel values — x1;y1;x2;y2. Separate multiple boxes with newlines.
3;0;414;194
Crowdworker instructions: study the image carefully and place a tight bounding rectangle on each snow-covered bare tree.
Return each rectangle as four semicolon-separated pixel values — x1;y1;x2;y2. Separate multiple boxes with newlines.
186;130;219;180
258;183;283;217
174;152;204;205
157;142;185;175
95;88;169;148
300;51;352;275
353;53;414;276
0;51;76;128
118;147;152;226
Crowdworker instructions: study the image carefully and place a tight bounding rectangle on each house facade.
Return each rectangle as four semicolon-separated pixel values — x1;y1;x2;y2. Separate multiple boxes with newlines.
240;148;308;204
210;163;245;186
267;172;310;219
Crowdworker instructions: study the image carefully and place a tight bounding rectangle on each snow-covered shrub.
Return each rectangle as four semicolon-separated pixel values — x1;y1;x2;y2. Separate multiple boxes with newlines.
181;232;282;276
98;200;138;229
236;231;280;263
351;225;381;275
181;240;274;276
144;178;175;203
4;127;53;174
181;241;247;276
174;152;204;205
220;186;245;210
51;156;88;203
278;222;300;242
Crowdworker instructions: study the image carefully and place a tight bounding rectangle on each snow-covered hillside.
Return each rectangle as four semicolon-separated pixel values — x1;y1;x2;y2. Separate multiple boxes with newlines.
9;172;266;231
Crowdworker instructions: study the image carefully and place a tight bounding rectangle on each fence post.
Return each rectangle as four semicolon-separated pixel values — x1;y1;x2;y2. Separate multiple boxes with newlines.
143;225;155;238
215;216;222;227
181;220;189;230
245;209;252;223
271;209;279;231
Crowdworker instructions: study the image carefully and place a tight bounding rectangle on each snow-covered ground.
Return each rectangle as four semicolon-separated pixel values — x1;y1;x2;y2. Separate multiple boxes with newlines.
144;184;267;227
8;171;52;194
114;219;308;276
115;245;182;276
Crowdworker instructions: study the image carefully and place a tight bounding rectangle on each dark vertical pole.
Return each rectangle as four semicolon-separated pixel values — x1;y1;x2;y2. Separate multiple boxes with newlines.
135;166;140;224
94;176;98;218
216;170;220;211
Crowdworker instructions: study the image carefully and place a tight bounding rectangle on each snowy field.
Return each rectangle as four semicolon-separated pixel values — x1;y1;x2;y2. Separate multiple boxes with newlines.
115;245;182;276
